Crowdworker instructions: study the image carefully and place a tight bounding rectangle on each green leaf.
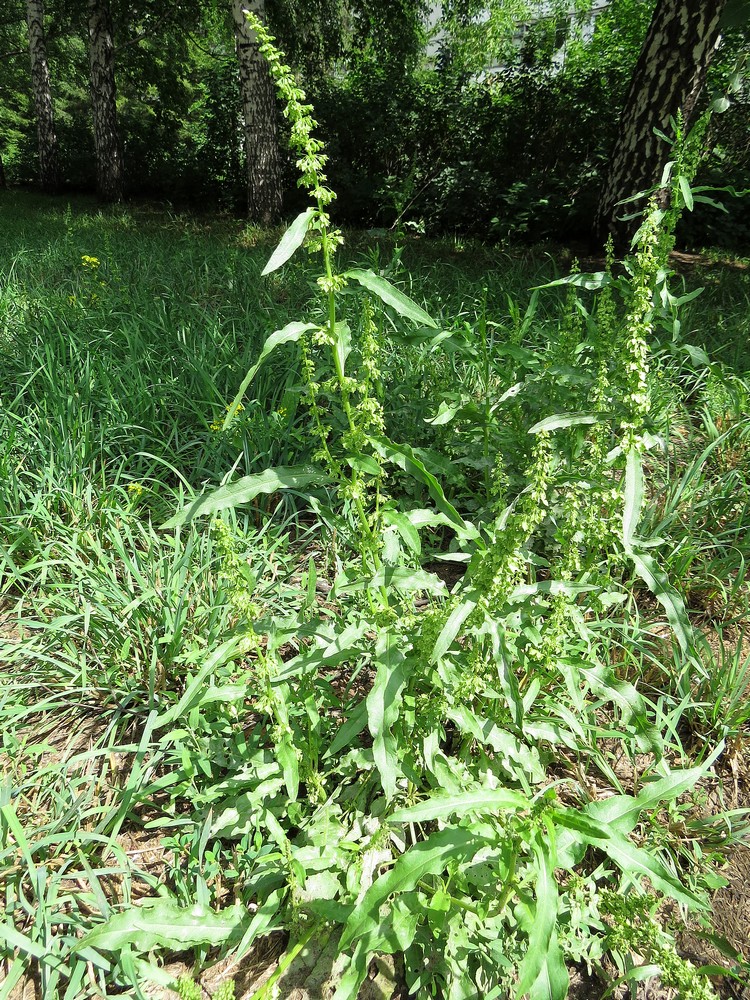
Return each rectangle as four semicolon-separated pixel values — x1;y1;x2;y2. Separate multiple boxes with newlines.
517;830;559;996
552;811;706;908
339;828;484;952
446;706;545;784
344;269;438;328
529;413;598;434
623;447;644;548
163;465;329;529
369;436;478;539
508;580;593;603
587;749;722;837
324;699;368;758
382;508;421;556
276;732;299;802
334;320;352;375
678;175;694;211
431;591;478;662
224;321;317;425
336;565;445;596
75;899;248;954
261;208;316;275
367;633;408;801
425;399;461;425
528;931;569;1000
626;546;694;655
389;787;528;824
533;272;611;291
153;636;242;730
273;622;371;684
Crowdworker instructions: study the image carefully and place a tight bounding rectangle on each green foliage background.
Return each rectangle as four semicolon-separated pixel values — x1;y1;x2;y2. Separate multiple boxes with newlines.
1;0;748;247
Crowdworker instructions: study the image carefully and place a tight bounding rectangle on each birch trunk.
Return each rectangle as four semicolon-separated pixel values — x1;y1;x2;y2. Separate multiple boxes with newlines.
26;0;60;193
593;0;727;248
231;0;282;222
88;0;124;202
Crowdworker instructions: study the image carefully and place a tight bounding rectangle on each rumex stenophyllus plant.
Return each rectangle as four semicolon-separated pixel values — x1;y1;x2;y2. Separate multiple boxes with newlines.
123;21;731;1000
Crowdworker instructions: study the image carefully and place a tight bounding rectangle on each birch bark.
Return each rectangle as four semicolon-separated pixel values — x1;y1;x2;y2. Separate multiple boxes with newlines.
594;0;727;247
231;0;282;222
88;0;124;202
26;0;60;193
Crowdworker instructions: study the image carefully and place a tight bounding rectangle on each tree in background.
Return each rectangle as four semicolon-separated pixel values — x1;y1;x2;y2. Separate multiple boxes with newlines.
88;0;123;201
593;0;728;246
230;0;281;222
25;0;60;192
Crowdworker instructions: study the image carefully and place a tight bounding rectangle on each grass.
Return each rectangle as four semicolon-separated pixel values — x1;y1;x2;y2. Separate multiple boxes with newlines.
1;189;750;999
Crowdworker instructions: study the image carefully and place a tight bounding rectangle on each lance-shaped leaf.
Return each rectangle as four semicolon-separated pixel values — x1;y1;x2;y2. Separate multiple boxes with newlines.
623;446;644;547
163;465;329;529
344;268;438;328
74;899;248;954
339;827;484;952
626;545;695;655
529;413;598;434
262;207;316;275
517;830;559;997
367;633;408;801
369;435;478;539
553;810;706;908
389;786;528;824
224;321;317;426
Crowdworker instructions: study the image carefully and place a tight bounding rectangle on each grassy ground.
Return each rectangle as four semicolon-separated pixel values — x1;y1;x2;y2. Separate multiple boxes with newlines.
1;191;749;1000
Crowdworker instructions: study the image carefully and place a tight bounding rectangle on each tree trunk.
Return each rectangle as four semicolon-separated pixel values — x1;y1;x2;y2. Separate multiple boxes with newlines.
593;0;727;248
231;0;282;223
26;0;60;193
0;152;6;190
88;0;124;202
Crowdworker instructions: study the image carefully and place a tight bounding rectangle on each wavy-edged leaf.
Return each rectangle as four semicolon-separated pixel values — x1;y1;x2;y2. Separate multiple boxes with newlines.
324;699;368;758
339;828;484;952
389;787;528;824
225;321;317;425
273;622;371;683
336;565;445;596
533;272;612;291
382;508;421;555
75;899;248;954
431;591;478;662
529;413;598;434
508;579;594;603
153;636;242;730
517;830;559;996
369;435;478;539
623;446;644;547
425;399;461;425
163;465;329;529
678;175;694;211
553;810;706;907
344;268;438;328
367;633;408;801
626;546;694;654
447;705;545;784
261;208;316;275
528;930;569;1000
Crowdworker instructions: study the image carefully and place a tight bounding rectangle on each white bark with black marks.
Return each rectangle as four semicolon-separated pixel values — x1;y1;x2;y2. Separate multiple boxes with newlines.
231;0;282;223
594;0;727;248
26;0;60;193
88;0;124;202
